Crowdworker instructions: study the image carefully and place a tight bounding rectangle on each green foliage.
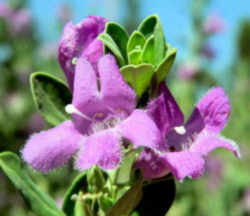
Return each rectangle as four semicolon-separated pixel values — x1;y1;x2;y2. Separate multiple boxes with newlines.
134;177;176;216
107;177;143;216
100;15;176;101
120;64;155;98
62;172;87;216
155;45;177;84
87;166;106;192
0;152;65;216
128;49;142;65
73;192;85;216
138;14;166;65
30;72;72;126
105;22;129;63
127;31;145;53
238;20;250;61
115;148;142;185
142;35;155;65
98;195;114;214
98;33;126;66
73;191;94;216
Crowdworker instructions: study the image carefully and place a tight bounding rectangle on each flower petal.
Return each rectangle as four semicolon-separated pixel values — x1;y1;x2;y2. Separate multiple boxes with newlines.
163;151;205;181
118;109;163;150
187;87;230;134
76;130;121;170
82;38;104;70
147;83;184;135
72;57;99;111
58;16;107;90
22;121;82;172
98;55;136;115
191;132;241;158
134;148;170;179
71;57;101;134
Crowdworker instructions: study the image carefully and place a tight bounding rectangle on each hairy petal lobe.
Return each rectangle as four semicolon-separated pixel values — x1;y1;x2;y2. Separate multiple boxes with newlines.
76;130;121;170
22;121;82;172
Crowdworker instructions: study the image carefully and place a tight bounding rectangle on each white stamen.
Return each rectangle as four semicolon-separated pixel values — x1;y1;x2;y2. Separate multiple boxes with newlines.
65;104;92;121
174;126;186;135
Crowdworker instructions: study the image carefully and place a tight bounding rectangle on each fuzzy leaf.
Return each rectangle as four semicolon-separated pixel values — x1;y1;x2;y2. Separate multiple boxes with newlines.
98;33;126;66
107;177;143;216
87;166;106;192
62;172;87;216
138;15;157;38
0;152;65;216
121;64;155;98
153;16;166;65
155;47;177;84
128;49;142;65
142;35;155;65
127;31;145;53
138;15;166;65
74;192;85;216
30;72;72;126
105;22;129;62
74;191;94;216
98;196;114;214
134;176;176;216
115;148;142;185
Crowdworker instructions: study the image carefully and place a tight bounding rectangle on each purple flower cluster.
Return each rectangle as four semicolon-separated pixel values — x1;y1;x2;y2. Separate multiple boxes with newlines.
200;43;216;59
135;84;240;180
0;2;31;35
177;61;199;80
22;16;240;181
0;2;11;18
23;16;161;172
203;14;225;35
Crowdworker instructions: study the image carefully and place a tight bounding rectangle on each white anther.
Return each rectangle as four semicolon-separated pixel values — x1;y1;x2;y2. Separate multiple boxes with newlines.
174;126;186;135
65;104;92;121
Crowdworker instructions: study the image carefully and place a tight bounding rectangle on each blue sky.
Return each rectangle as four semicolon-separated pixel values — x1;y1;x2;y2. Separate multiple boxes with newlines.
27;0;250;72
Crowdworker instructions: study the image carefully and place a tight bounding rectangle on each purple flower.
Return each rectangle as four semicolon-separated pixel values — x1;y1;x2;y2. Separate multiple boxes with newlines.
203;14;225;35
200;43;215;59
9;8;31;35
0;2;11;18
135;83;240;181
0;3;31;36
177;62;199;81
22;55;161;172
58;16;107;91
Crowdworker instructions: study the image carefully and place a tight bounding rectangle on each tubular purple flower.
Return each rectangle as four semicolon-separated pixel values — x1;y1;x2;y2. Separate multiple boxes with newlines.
0;2;12;18
203;14;225;35
22;55;162;172
135;83;240;181
9;9;31;35
58;16;107;91
200;43;216;59
177;62;199;81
